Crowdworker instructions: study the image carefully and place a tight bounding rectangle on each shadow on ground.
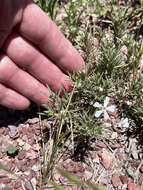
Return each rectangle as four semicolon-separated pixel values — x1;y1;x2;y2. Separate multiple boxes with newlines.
0;103;42;126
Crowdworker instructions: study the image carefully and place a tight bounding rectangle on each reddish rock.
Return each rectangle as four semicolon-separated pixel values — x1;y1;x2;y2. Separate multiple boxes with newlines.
96;141;107;148
14;181;21;188
111;173;121;188
33;123;41;130
28;118;39;124
24;181;33;190
1;146;6;153
18;150;26;160
27;133;35;142
101;178;109;185
130;160;140;168
138;176;143;185
27;127;34;133
13;141;19;146
2;139;11;148
118;152;125;161
11;132;20;139
29;170;36;180
17;160;28;172
0;127;9;135
0;177;11;184
35;129;41;136
28;138;35;145
7;160;14;171
98;150;112;169
28;158;38;167
0;127;6;135
8;125;18;138
109;142;121;149
22;135;28;142
65;161;85;173
22;127;27;135
72;185;82;190
120;175;129;184
59;175;69;184
128;183;140;190
71;185;78;190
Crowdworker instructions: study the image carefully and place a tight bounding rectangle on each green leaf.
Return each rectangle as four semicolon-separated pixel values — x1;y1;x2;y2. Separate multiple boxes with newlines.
57;168;84;187
0;162;14;174
1;187;9;190
6;145;19;155
52;182;65;190
87;182;105;190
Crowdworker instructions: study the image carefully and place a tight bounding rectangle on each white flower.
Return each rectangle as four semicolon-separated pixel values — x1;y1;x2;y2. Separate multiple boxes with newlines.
98;87;103;92
118;118;130;132
93;97;115;120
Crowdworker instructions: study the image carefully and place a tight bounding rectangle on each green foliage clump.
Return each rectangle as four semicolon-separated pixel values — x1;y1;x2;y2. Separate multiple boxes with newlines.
6;145;19;155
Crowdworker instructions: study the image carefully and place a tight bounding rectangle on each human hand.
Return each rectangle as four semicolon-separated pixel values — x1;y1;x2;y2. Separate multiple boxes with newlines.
0;0;84;110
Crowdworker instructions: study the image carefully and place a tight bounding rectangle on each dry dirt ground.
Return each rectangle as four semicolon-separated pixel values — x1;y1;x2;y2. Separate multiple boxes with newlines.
0;104;143;190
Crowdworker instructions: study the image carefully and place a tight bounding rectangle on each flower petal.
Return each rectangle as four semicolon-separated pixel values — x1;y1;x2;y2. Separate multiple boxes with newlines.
106;105;115;112
93;102;102;108
122;118;129;125
104;97;110;107
122;118;129;128
104;111;110;120
95;110;103;118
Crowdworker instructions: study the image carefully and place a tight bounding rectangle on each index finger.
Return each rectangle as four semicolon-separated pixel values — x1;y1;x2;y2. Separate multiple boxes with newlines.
18;0;84;73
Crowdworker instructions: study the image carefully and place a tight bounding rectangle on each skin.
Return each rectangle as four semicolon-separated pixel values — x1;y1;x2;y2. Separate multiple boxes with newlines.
0;0;84;110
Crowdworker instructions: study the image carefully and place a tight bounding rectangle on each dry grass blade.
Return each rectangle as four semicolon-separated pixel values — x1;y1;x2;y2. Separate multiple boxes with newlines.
57;168;105;190
0;162;19;180
51;182;65;190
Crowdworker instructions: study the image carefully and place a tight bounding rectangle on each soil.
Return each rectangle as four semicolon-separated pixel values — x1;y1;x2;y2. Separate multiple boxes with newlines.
0;104;143;190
